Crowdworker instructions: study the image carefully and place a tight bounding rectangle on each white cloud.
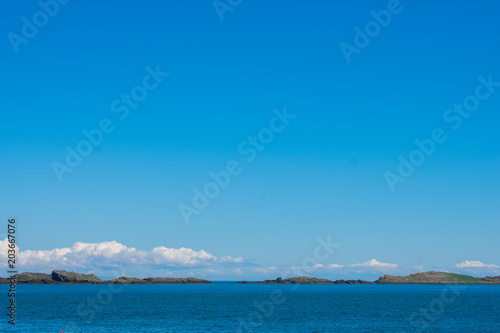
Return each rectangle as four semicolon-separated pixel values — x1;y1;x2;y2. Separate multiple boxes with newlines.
218;255;244;264
202;269;223;275
254;266;278;274
0;239;244;272
292;263;325;270
456;260;499;269
350;259;398;268
290;259;398;273
150;246;216;267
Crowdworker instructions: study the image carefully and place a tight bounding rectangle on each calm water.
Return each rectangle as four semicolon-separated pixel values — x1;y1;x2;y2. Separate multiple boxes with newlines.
2;283;499;332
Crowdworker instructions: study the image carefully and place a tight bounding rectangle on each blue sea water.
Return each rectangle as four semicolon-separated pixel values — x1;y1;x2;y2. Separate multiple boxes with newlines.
2;283;499;332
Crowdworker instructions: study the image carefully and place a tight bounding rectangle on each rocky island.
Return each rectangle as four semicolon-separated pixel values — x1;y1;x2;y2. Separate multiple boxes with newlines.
108;276;212;284
0;270;212;284
237;271;500;285
236;277;374;284
375;271;500;284
237;277;336;284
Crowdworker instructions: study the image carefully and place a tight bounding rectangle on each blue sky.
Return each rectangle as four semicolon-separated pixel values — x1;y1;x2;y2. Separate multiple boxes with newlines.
1;0;499;280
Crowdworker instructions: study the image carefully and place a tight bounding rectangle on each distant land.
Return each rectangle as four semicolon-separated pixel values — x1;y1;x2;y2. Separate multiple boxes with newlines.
0;270;212;284
241;272;500;285
236;277;374;284
237;277;339;284
376;271;500;284
1;270;499;285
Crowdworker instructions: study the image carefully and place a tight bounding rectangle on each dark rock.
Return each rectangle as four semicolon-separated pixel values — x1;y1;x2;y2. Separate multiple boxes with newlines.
142;277;212;284
237;277;335;284
51;270;103;284
333;279;374;284
51;270;69;282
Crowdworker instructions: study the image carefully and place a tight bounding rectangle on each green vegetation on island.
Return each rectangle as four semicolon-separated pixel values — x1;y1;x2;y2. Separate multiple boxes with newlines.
0;270;212;284
109;277;213;284
237;271;500;285
376;271;500;284
51;270;103;283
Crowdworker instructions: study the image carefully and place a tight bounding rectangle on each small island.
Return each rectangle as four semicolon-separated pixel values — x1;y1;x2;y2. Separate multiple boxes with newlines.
236;277;336;284
237;271;500;285
236;277;373;284
108;276;212;284
375;271;500;284
0;270;213;284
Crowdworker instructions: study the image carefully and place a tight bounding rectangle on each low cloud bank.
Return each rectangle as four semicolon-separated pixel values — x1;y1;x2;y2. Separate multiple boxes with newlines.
0;239;244;273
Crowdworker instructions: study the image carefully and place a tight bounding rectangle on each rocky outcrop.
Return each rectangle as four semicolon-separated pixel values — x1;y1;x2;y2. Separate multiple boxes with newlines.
0;271;212;284
283;277;334;284
142;277;212;284
481;275;500;283
0;271;103;284
237;277;375;284
0;272;54;284
375;271;500;284
237;277;334;284
236;272;500;285
333;279;374;284
108;277;147;284
51;270;103;284
108;277;213;284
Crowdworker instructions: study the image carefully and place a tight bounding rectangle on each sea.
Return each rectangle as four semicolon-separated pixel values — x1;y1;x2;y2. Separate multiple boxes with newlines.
2;283;499;332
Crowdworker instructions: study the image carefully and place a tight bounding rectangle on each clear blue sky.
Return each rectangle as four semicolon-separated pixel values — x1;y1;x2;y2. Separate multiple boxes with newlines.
1;0;499;280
